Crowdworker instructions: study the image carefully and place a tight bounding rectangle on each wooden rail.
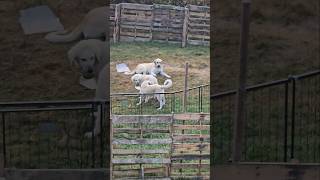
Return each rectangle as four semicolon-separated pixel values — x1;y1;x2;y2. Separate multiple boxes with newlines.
109;3;210;47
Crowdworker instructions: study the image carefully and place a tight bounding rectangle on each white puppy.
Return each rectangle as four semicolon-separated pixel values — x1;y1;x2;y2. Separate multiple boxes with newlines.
125;58;171;78
136;79;173;110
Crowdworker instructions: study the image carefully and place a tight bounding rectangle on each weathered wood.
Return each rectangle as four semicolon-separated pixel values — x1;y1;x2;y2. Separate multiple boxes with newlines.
173;143;210;152
120;25;151;31
171;176;210;180
113;128;170;134
113;138;172;145
173;113;209;121
113;4;121;43
182;7;189;47
187;40;209;46
153;4;185;11
113;167;166;177
173;125;209;130
171;163;210;169
115;178;170;180
112;115;172;124
120;36;151;42
112;158;171;164
173;134;210;142
121;3;153;11
120;31;151;38
171;154;210;161
113;149;170;155
188;5;210;12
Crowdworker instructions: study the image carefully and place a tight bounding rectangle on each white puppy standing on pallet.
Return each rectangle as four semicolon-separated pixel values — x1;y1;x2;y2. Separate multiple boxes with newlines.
125;58;171;78
136;79;173;110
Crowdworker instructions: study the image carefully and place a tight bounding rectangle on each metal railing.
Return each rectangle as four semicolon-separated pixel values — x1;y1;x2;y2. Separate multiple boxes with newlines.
111;84;210;115
0;100;109;169
212;70;320;164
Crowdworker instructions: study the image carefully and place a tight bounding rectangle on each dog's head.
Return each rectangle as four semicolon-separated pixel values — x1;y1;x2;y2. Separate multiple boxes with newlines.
131;74;143;86
68;41;104;79
153;58;163;68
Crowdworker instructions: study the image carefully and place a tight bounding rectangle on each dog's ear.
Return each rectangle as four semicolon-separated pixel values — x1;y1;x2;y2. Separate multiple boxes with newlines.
68;46;79;66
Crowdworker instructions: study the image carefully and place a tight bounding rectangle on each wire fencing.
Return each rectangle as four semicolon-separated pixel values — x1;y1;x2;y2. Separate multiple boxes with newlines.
213;70;320;164
111;84;209;115
0;101;109;169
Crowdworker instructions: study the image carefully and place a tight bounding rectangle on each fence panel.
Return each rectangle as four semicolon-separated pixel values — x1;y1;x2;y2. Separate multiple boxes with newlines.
110;3;210;46
0;102;108;169
187;5;210;46
111;115;172;179
119;3;153;42
293;73;320;163
212;70;320;164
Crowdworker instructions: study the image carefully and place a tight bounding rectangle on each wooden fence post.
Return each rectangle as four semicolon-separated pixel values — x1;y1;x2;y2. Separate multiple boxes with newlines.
113;3;121;43
183;62;189;112
232;0;251;162
182;7;189;47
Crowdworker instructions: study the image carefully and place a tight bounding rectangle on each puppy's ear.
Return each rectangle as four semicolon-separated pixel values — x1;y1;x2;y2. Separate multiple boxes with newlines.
68;46;78;66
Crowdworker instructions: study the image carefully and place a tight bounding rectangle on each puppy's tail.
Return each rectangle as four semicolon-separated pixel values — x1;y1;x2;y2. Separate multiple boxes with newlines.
161;79;172;89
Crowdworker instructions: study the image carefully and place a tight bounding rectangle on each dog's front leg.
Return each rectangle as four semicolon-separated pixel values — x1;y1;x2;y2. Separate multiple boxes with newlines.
137;95;143;105
161;71;171;78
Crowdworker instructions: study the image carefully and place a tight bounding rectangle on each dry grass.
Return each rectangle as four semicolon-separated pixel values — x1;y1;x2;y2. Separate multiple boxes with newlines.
110;42;210;93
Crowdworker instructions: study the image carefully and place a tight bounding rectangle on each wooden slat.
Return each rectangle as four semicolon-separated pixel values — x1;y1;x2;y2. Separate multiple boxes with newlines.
115;178;170;180
112;158;171;164
173;143;210;152
121;25;152;30
173;113;209;121
120;36;152;42
153;4;185;11
171;154;210;160
113;128;170;134
187;39;209;46
113;138;172;145
113;167;166;177
112;115;172;124
188;5;210;12
188;34;210;40
171;163;210;169
121;3;153;10
120;31;151;38
113;149;170;155
173;134;210;142
120;21;152;27
173;125;209;130
171;176;209;180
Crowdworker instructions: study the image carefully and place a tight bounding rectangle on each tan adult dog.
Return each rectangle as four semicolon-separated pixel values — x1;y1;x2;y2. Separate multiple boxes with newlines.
68;39;107;84
131;74;158;88
45;6;108;43
125;58;171;78
136;79;172;110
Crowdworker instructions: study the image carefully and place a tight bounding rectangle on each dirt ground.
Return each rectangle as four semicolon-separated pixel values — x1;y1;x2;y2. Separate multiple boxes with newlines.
0;0;105;101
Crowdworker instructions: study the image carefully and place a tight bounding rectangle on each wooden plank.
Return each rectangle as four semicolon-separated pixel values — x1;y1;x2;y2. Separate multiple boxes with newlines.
173;125;209;130
171;154;210;160
188;5;210;12
121;3;153;11
173;143;210;152
121;24;152;31
112;158;171;164
120;31;151;38
173;134;210;142
113;149;170;155
112;115;172;124
187;39;209;46
152;27;182;34
171;163;210;169
171;176;209;180
113;128;170;134
120;17;153;23
121;21;152;27
153;4;185;11
113;3;121;43
173;113;209;121
119;36;151;42
188;23;210;28
121;9;152;15
189;11;210;17
188;34;210;40
115;178;170;180
113;167;166;177
113;138;172;145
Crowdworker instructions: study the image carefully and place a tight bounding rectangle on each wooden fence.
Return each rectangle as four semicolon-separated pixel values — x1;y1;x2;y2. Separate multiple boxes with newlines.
111;113;210;179
109;3;210;47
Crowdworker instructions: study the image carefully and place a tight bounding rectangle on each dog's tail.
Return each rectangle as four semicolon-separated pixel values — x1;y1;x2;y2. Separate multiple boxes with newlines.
45;24;83;43
161;79;172;89
124;70;135;75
